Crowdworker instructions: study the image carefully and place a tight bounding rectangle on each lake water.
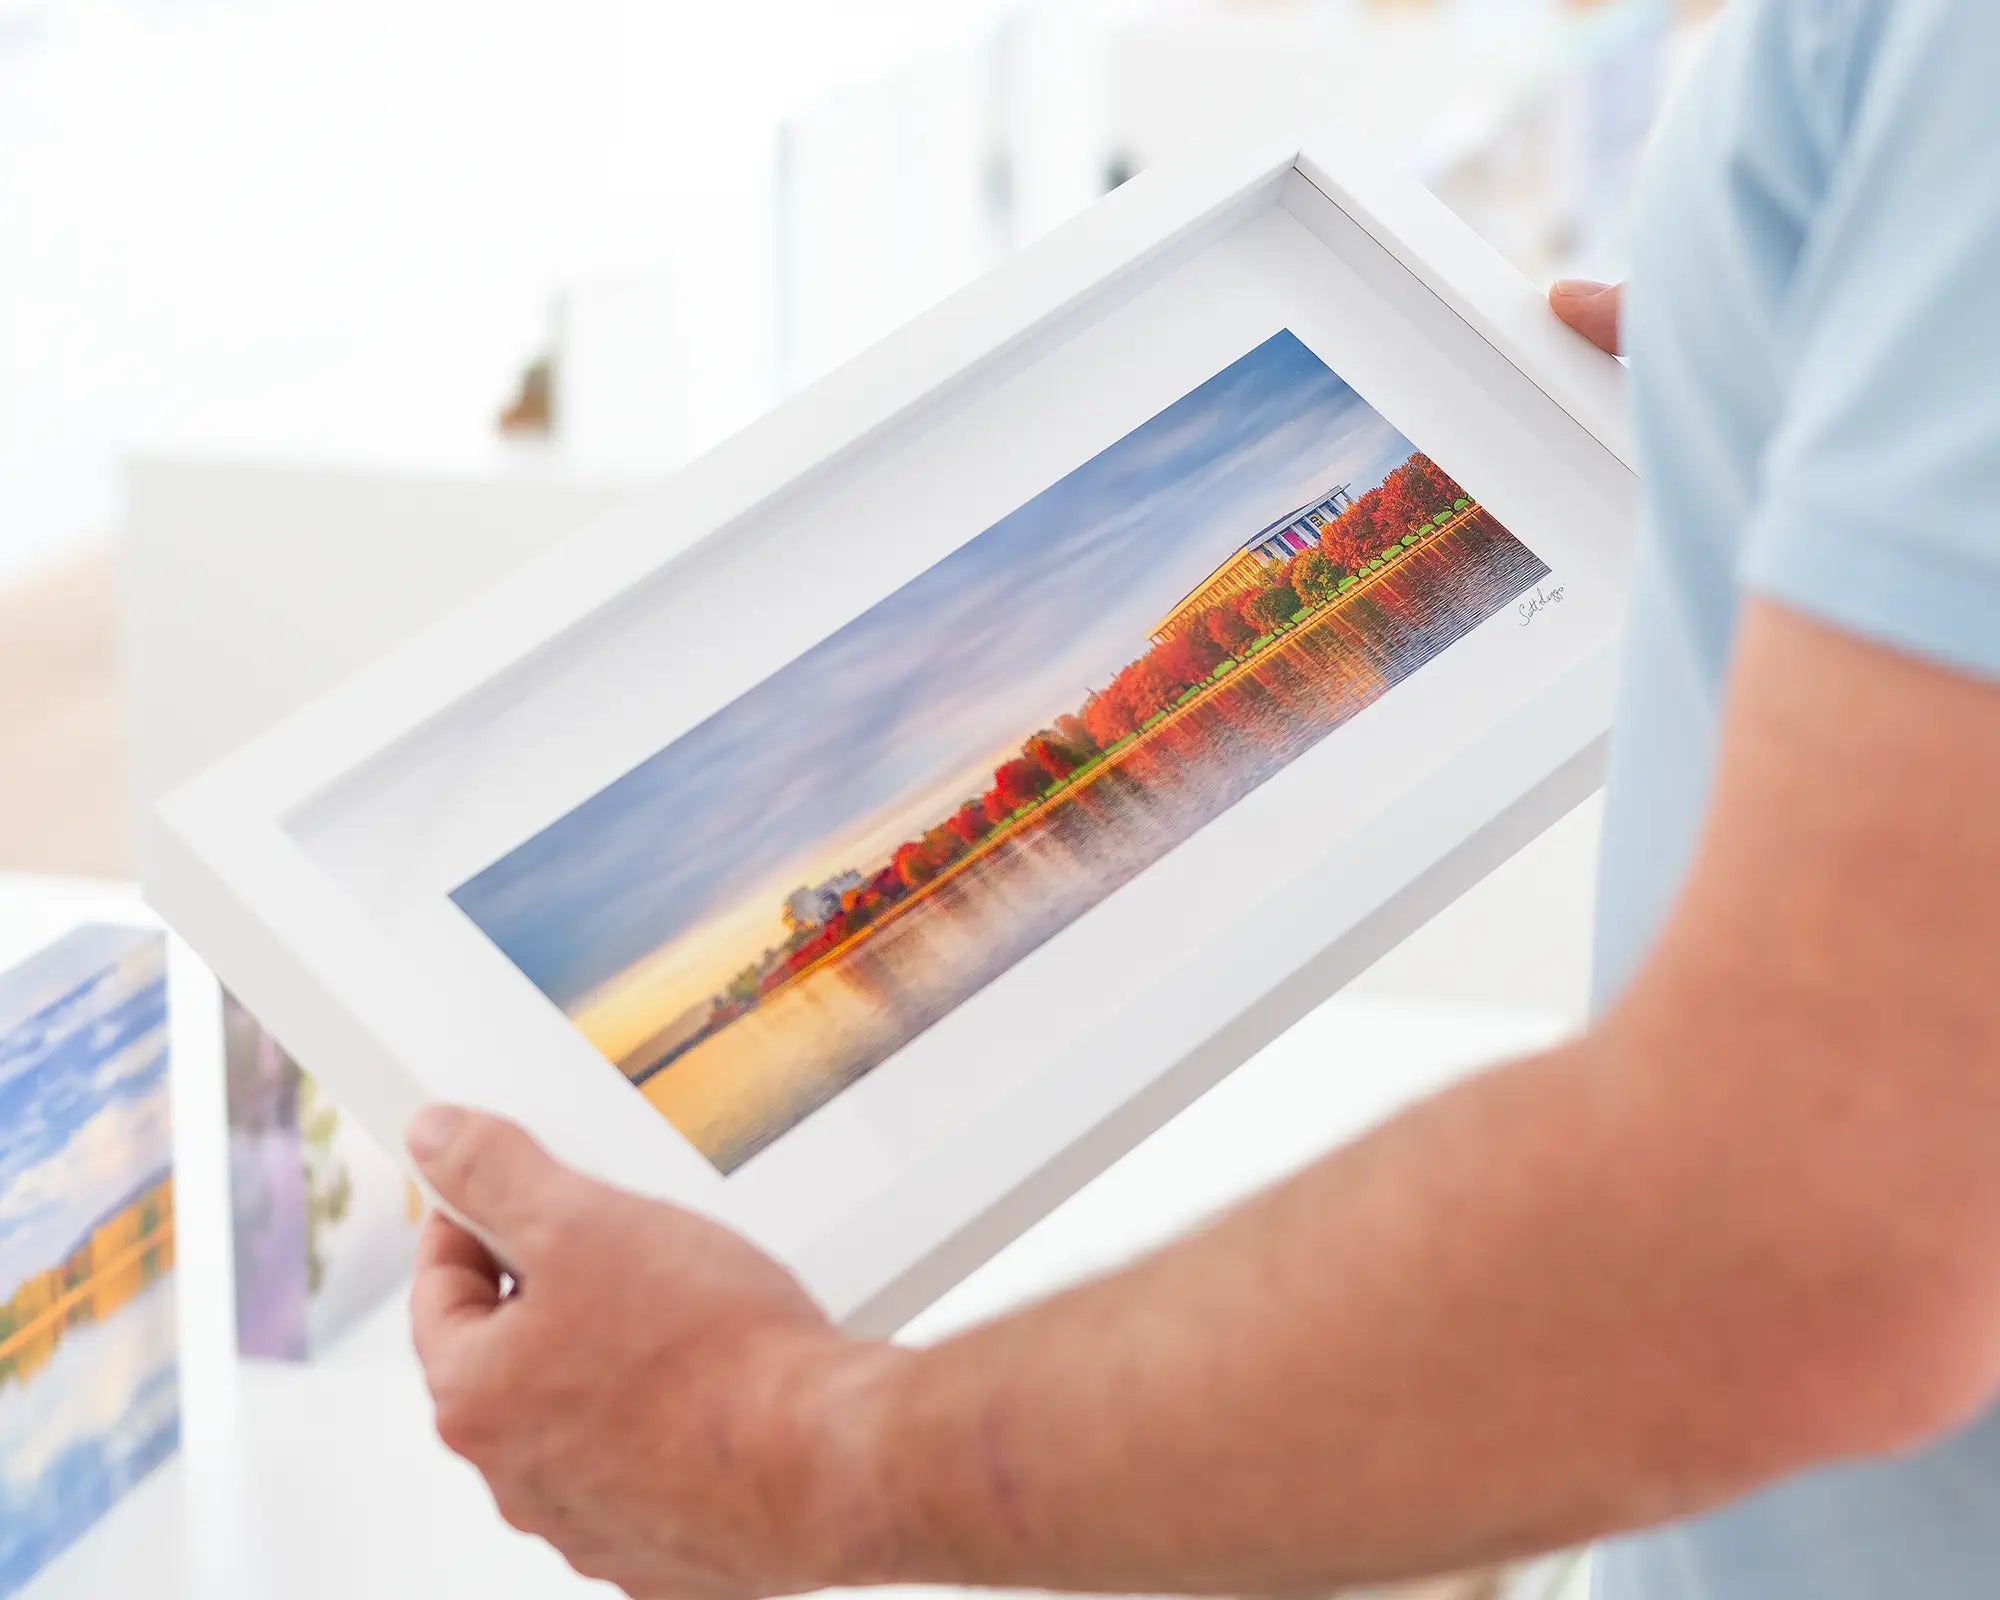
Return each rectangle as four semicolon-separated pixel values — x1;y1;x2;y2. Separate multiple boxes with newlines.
641;514;1550;1173
0;1275;179;1594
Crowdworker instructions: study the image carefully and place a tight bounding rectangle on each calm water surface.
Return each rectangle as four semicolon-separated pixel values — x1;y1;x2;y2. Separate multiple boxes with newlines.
643;516;1549;1172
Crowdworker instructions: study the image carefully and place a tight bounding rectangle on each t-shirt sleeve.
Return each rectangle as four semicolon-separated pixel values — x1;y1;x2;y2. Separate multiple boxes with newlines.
1739;0;2000;679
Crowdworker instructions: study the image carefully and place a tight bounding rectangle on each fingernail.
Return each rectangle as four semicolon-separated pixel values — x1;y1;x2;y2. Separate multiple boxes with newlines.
1551;278;1611;299
407;1104;465;1163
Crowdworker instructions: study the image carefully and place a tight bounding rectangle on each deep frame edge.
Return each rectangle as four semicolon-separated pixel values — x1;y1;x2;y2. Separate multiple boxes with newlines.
1290;140;1635;474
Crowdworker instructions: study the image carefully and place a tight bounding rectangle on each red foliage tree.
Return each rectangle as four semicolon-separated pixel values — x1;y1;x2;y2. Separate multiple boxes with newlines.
1403;452;1460;517
1082;684;1137;750
1025;733;1083;785
1153;627;1224;691
947;802;992;848
1201;603;1256;656
993;755;1049;813
1115;652;1181;724
1376;476;1424;544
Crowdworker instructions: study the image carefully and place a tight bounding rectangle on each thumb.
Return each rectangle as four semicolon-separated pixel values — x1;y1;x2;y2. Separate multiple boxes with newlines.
406;1105;568;1260
1550;279;1624;356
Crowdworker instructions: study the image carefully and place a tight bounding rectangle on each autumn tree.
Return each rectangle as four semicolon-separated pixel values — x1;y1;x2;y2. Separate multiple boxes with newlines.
1403;452;1462;517
1201;603;1256;656
1080;685;1131;751
1323;494;1384;571
1116;652;1182;723
892;840;934;892
1154;626;1224;691
1025;732;1085;784
993;755;1049;813
1242;582;1299;635
1374;470;1427;541
947;802;992;848
1053;713;1101;761
923;822;964;866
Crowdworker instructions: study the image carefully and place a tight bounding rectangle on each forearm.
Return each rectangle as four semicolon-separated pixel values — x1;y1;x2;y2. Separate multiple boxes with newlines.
823;1018;1975;1593
832;1036;1673;1591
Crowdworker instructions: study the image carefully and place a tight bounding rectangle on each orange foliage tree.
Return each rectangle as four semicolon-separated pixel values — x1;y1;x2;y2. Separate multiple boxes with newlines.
1201;603;1257;656
1115;652;1182;724
1154;627;1224;691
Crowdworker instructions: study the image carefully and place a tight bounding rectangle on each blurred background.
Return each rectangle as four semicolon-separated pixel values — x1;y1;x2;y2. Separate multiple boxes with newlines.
2;0;1717;882
1;4;1719;1598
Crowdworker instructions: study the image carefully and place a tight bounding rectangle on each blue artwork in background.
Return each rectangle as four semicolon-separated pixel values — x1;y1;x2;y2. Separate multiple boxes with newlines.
0;924;177;1597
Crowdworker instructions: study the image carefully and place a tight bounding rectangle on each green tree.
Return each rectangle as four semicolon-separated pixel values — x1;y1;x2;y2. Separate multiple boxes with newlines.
1288;547;1340;605
1242;584;1298;634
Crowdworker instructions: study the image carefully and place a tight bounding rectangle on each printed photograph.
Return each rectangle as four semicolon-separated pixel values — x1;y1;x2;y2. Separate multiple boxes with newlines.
455;330;1550;1174
224;994;423;1363
0;926;177;1597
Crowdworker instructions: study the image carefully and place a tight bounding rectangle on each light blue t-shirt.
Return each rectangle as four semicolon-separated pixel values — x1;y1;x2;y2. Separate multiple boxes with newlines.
1591;1;2000;1596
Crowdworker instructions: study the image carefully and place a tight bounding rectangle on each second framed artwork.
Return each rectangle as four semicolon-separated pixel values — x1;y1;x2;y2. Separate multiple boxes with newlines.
152;141;1635;1330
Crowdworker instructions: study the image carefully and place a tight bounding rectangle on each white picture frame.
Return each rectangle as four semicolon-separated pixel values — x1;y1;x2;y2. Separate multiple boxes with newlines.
147;139;1635;1334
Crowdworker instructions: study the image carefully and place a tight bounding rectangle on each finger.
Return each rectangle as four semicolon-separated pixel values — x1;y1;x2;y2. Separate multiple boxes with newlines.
406;1105;567;1266
410;1213;503;1368
1549;279;1624;356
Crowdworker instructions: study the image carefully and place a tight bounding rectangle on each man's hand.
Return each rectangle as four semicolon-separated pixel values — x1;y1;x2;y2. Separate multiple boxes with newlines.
1550;278;1624;355
405;1108;897;1600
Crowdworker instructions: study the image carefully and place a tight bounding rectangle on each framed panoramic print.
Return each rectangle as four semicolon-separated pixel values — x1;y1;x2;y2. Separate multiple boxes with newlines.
149;140;1636;1333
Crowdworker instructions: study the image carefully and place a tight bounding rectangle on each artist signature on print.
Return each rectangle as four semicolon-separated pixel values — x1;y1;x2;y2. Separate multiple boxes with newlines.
1517;583;1566;626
